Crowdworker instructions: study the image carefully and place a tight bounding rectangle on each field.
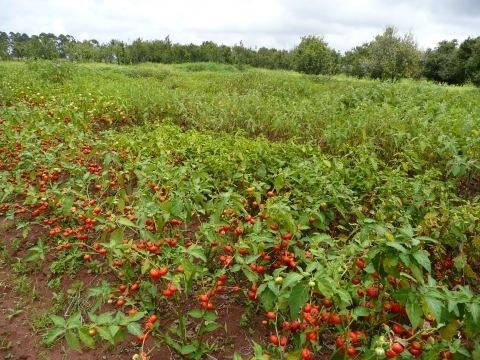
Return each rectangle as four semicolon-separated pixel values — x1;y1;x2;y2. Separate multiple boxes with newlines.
0;60;479;360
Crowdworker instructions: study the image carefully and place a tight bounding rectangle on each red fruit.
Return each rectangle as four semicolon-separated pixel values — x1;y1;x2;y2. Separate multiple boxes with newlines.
392;343;404;354
329;313;341;325
199;294;209;302
307;331;317;341
392;323;404;335
279;336;288;346
282;321;291;330
290;320;301;331
163;289;173;297
147;314;158;324
351;277;361;285
356;258;365;269
367;286;379;298
234;227;243;236
269;335;279;345
159;267;169;276
411;341;422;350
347;346;357;357
409;348;422;357
301;348;313;360
149;268;161;280
322;298;332;307
386;350;396;358
335;336;345;347
348;331;359;344
266;311;276;320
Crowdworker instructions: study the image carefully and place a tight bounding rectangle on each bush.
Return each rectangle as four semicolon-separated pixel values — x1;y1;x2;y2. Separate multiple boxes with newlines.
26;59;76;83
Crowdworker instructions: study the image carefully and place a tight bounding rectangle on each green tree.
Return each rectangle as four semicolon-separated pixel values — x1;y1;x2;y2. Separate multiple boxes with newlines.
459;37;480;86
292;35;338;75
423;40;465;84
366;27;422;80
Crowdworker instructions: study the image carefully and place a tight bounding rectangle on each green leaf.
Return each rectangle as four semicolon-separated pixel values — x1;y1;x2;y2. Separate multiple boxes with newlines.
188;309;203;318
186;245;207;262
337;289;352;307
242;267;259;282
96;326;114;344
117;217;138;228
203;311;217;321
180;344;196;355
424;295;444;322
126;322;143;336
386;242;408;253
412;250;431;272
110;228;124;244
282;272;303;289
50;314;66;327
259;287;276;311
65;331;82;352
78;328;95;349
353;306;370;317
122;311;146;324
203;322;220;332
289;282;309;319
45;327;65;345
406;294;423;329
468;303;480;324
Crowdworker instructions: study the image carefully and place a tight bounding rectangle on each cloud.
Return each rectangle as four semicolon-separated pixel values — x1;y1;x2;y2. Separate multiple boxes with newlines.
0;0;478;51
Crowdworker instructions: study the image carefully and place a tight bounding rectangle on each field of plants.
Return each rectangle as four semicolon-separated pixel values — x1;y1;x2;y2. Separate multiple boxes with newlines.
0;60;479;360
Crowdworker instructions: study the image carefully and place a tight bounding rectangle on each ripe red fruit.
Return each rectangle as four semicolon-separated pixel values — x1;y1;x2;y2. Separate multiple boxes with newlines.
347;346;357;357
279;336;288;346
266;311;276;320
348;331;359;344
351;277;361;285
386;350;396;358
269;335;279;345
392;343;404;354
149;268;161;280
335;336;345;347
322;298;332;307
147;314;158;324
290;320;301;331
301;348;313;360
356;258;365;269
199;294;209;302
411;341;422;350
392;323;404;336
366;286;379;298
409;348;422;357
306;331;317;341
329;313;341;325
163;289;173;297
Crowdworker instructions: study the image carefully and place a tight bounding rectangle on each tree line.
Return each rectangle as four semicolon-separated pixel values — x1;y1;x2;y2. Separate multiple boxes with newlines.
1;27;479;86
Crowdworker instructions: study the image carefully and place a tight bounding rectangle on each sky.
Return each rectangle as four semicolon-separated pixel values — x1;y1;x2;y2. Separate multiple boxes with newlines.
1;0;479;52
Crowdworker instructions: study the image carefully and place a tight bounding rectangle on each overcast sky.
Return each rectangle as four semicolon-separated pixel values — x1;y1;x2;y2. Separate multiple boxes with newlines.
1;0;479;52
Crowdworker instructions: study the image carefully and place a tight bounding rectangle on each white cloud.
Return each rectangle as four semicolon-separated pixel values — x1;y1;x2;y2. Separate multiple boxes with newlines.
0;0;478;51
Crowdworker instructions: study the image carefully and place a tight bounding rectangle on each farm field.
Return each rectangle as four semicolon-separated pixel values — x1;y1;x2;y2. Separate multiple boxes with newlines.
0;60;480;359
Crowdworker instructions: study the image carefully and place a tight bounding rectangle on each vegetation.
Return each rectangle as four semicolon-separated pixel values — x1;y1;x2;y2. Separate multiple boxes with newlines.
0;61;480;359
1;28;479;85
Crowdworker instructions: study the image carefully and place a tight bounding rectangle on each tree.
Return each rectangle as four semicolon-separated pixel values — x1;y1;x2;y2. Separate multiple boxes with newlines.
366;27;422;80
293;36;338;75
459;37;480;86
0;31;9;59
423;40;465;84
